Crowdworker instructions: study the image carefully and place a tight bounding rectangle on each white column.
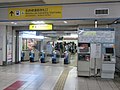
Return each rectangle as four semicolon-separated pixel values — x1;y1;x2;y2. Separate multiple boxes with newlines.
19;36;22;62
6;26;13;64
12;29;16;63
0;25;7;65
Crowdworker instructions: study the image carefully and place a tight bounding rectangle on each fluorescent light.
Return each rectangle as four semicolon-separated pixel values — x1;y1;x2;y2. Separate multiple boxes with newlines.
95;20;98;28
95;20;97;24
14;23;17;25
64;21;67;24
21;35;44;39
11;22;17;25
114;21;117;24
106;25;109;28
31;21;45;24
11;22;14;24
41;31;56;34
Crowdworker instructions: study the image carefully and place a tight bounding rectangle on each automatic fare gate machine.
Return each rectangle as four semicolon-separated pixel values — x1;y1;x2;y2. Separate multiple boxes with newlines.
77;28;116;79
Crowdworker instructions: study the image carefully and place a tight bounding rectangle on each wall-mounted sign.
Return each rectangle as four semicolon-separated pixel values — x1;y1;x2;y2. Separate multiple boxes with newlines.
78;28;115;43
29;24;53;30
8;6;62;20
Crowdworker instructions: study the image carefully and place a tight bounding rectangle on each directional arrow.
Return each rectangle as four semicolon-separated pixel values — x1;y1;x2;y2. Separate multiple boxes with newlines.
9;11;14;16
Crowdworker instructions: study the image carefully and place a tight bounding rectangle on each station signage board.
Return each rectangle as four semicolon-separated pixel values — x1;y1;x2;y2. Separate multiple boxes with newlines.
29;24;53;30
8;6;62;20
78;28;115;43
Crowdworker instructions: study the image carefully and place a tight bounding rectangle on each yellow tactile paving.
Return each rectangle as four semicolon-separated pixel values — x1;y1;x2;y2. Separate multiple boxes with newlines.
53;67;72;90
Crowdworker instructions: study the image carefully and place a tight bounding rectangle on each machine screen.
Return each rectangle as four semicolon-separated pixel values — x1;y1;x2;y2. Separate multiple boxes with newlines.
78;43;90;52
106;48;114;54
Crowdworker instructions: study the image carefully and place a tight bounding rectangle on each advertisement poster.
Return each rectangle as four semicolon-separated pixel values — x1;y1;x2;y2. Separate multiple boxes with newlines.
22;38;38;50
20;31;39;50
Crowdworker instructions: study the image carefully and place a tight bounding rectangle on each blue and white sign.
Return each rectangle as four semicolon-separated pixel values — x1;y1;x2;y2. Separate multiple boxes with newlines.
78;28;115;43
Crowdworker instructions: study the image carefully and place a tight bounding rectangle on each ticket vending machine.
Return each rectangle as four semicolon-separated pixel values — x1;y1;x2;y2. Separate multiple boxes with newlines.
101;44;116;79
77;43;91;76
77;28;115;78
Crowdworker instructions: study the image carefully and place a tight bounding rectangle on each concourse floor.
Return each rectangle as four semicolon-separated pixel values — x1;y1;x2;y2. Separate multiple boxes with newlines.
0;56;119;90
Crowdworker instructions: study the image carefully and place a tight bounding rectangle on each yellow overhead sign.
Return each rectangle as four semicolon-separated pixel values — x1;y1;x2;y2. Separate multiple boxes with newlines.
8;6;62;20
29;24;53;30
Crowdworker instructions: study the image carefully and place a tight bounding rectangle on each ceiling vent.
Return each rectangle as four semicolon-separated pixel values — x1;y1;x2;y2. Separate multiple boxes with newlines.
95;8;109;15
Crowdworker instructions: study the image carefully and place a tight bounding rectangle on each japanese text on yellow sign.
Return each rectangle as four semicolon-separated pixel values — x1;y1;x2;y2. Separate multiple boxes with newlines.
29;24;53;30
8;6;62;20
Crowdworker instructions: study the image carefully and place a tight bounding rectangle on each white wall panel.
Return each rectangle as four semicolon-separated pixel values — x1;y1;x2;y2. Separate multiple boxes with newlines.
62;3;120;19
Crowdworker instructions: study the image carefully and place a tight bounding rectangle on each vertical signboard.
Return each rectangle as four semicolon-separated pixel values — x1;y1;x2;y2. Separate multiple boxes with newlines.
7;27;13;63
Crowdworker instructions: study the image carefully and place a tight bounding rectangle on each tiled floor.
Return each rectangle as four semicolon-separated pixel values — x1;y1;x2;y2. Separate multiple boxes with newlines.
0;63;65;90
0;55;119;90
64;67;120;90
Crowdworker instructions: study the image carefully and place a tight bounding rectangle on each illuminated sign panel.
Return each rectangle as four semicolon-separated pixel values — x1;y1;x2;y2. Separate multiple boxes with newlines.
8;6;62;20
29;24;53;30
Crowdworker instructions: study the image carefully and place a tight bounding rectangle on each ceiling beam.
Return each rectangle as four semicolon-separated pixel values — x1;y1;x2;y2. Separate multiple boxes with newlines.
0;0;45;7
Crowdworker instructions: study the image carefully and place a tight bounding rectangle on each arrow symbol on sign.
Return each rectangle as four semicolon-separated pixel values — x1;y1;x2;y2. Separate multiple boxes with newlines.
9;11;14;16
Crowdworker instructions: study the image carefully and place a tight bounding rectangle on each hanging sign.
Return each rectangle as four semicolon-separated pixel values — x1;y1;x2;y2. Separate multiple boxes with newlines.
8;6;62;20
29;24;53;30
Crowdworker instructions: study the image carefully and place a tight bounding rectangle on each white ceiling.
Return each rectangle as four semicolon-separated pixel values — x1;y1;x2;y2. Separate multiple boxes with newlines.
0;19;114;26
0;0;117;26
0;0;39;3
44;0;119;4
0;0;118;3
